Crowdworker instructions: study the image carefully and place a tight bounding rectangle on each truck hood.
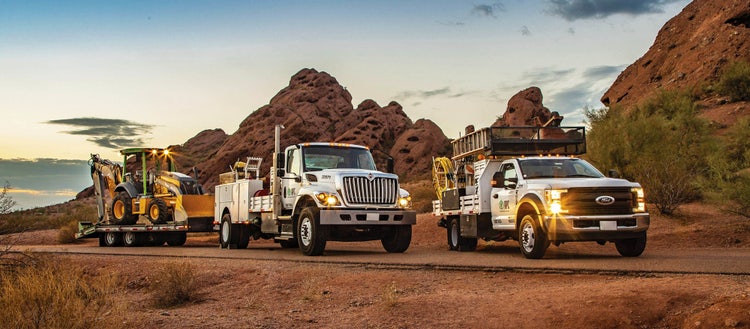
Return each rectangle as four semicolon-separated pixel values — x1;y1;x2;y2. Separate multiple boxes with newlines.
305;169;398;183
524;177;641;190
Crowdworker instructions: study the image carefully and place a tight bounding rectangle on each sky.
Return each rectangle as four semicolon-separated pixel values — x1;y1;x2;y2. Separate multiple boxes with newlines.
0;0;691;210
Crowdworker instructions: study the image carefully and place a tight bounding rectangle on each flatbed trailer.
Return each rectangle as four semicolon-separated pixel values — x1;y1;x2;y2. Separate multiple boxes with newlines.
76;220;217;247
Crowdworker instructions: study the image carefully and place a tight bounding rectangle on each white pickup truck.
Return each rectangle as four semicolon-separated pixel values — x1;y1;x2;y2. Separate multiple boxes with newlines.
432;126;650;259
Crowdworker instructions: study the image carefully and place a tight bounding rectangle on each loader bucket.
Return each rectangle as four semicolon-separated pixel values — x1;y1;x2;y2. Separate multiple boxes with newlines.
178;194;215;219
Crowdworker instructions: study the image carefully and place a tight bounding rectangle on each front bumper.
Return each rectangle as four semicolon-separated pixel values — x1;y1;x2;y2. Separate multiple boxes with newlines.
320;209;416;225
542;213;649;241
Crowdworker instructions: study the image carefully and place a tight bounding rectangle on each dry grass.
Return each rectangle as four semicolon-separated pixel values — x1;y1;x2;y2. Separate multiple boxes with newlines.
56;220;78;244
381;282;401;308
149;261;204;308
0;256;123;329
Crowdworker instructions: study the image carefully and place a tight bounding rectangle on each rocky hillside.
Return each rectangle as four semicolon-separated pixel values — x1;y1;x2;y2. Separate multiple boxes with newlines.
602;0;750;112
186;68;451;189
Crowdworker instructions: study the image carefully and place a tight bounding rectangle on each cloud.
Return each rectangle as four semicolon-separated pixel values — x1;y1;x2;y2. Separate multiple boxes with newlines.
0;158;91;210
521;25;532;36
582;65;626;80
46;117;154;149
471;2;506;18
547;0;684;21
394;87;474;104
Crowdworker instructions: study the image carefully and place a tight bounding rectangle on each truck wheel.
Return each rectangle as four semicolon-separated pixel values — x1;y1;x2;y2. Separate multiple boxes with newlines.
146;198;170;224
123;231;143;247
615;232;647;257
219;213;239;249
519;214;549;259
237;224;250;249
382;225;412;253
111;191;138;225
297;207;326;256
166;232;187;246
447;217;477;252
103;232;123;247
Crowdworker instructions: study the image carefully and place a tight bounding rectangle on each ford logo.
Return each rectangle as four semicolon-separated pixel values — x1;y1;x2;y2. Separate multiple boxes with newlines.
595;195;615;205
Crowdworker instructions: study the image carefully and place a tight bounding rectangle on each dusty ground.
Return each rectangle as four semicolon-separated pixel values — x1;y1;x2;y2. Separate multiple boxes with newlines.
5;203;750;328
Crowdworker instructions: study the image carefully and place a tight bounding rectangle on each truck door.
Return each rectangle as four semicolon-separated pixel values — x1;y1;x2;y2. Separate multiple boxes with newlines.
490;162;518;229
282;147;302;209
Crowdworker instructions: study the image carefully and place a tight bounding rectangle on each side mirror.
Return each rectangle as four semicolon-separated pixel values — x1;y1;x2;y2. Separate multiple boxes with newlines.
276;152;285;170
491;172;504;188
276;169;285;178
608;169;620;178
386;158;394;174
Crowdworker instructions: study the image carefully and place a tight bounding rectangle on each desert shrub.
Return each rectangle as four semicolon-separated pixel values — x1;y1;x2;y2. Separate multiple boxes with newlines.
403;181;436;214
586;90;710;215
717;60;750;102
56;220;79;244
703;118;750;218
0;256;122;329
0;181;17;214
150;261;203;308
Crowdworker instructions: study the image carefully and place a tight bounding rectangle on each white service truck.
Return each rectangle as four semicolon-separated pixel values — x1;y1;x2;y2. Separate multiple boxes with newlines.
215;125;416;256
432;126;650;259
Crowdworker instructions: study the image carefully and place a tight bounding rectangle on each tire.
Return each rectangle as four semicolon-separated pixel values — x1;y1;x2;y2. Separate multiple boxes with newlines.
297;207;326;256
219;213;239;249
111;191;138;225
237;224;250;249
518;213;549;259
382;225;412;253
146;198;170;224
123;231;143;247
615;232;647;257
447;217;477;252
103;232;123;247
166;232;187;246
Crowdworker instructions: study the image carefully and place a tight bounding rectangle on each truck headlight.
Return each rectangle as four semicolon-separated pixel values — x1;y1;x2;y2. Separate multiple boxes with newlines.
632;188;646;213
315;193;339;206
545;189;567;214
398;196;412;209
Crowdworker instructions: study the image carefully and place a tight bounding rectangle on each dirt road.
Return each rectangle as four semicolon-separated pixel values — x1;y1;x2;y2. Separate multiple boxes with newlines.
15;240;750;276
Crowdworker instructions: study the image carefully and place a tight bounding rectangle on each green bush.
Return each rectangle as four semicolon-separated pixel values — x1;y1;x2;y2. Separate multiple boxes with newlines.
717;61;750;102
585;90;710;215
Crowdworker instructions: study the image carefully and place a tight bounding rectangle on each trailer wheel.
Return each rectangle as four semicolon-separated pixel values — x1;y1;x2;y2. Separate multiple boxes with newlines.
103;232;123;247
519;213;549;259
381;225;412;253
615;232;647;257
297;207;326;256
147;198;170;224
219;213;239;249
123;231;143;247
166;232;187;246
111;191;138;225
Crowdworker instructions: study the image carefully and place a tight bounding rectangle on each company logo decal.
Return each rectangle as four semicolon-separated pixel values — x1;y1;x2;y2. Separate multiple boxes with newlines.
595;195;615;205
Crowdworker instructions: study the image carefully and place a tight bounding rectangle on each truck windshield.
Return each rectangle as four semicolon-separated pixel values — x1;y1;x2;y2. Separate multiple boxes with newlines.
518;158;604;179
302;146;377;171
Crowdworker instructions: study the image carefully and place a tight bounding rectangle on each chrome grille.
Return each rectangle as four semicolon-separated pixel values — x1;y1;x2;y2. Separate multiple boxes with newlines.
562;187;634;216
342;176;398;205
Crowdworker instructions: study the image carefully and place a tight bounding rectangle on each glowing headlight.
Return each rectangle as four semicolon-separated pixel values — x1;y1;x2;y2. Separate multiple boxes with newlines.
549;201;562;214
632;187;646;213
398;196;412;209
315;193;339;206
545;189;567;214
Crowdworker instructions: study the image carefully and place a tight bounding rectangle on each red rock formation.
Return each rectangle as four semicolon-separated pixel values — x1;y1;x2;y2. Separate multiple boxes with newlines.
192;68;449;189
493;86;560;128
602;0;750;110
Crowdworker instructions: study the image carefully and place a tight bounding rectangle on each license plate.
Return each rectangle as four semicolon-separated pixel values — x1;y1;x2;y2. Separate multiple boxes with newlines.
366;213;379;221
599;221;617;231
